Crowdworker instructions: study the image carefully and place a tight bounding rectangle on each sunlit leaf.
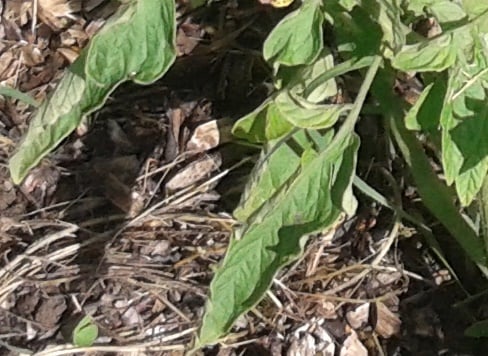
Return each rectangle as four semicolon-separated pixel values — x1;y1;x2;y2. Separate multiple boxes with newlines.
338;0;360;11
9;0;176;184
263;0;324;66
197;133;359;347
392;33;457;72
429;1;466;23
441;38;488;206
286;48;338;103
275;90;352;129
73;315;98;347
234;130;334;222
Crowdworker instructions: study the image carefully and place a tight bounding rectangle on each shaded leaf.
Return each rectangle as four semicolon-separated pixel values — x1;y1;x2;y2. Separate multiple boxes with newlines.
405;83;435;131
405;75;447;132
441;38;488;205
466;320;488;338
363;0;406;58
232;99;294;143
373;70;487;267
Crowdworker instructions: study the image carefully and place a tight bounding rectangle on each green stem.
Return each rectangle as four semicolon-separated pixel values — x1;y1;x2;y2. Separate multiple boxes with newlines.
479;175;488;254
372;70;488;269
303;56;376;99
325;55;382;151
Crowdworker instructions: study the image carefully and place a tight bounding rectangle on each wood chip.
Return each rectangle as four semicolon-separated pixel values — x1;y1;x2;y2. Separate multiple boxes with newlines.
186;118;233;153
375;302;401;338
340;330;368;356
166;153;222;191
346;303;370;330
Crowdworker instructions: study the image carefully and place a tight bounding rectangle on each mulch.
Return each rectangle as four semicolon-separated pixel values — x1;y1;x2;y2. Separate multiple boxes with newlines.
0;1;485;355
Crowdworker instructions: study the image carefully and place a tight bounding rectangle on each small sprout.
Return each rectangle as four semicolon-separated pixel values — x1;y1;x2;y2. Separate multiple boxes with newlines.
73;315;98;347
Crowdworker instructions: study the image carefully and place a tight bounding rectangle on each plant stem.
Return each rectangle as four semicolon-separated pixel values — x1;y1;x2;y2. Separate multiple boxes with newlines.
303;56;376;99
325;55;382;152
371;70;488;270
479;175;488;255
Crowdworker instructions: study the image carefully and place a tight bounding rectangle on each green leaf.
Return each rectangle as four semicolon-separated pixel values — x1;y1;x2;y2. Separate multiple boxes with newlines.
232;99;294;143
338;0;360;11
263;0;324;66
405;75;447;132
466;320;488;338
373;70;487;267
405;0;468;22
429;1;466;23
86;0;175;85
330;6;383;58
392;33;457;72
440;39;488;206
9;0;176;184
275;90;352;129
73;315;98;347
303;56;376;98
405;83;435;131
286;48;338;103
197;133;359;347
363;0;406;58
404;0;434;16
463;0;488;17
0;85;39;107
234;130;334;222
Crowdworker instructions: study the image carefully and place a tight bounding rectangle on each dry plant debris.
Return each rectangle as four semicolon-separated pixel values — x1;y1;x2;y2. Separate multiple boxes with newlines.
0;0;475;355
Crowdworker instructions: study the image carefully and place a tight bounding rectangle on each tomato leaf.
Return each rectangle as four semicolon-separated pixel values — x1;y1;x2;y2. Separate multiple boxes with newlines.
9;0;176;184
196;133;359;347
263;0;324;66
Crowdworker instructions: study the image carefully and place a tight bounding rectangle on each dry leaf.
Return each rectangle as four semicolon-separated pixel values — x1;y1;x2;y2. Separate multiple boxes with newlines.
165;108;186;161
38;0;81;30
85;19;105;38
186;118;233;152
57;47;80;63
21;45;45;67
166;154;222;191
35;296;67;328
346;303;370;330
375;302;401;338
340;330;368;356
176;23;203;56
0;51;17;81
